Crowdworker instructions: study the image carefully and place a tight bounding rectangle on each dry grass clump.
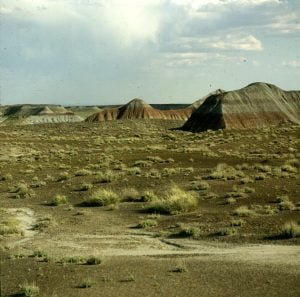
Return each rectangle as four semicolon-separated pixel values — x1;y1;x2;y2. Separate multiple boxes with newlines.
146;186;198;215
137;219;158;228
76;183;92;191
57;172;70;182
276;195;295;211
145;169;162;179
279;222;300;238
122;188;140;202
75;169;93;176
134;160;153;168
177;223;200;238
215;228;237;236
234;206;256;217
205;163;244;180
190;181;210;191
94;170;117;183
49;194;68;206
12;183;32;198
141;190;159;202
83;189;120;207
18;282;40;297
0;210;21;236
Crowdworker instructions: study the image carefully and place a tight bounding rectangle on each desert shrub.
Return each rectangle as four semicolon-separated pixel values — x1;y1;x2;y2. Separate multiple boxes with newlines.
190;181;210;191
278;200;295;211
147;156;164;163
162;167;180;176
234;206;256;217
226;198;237;204
137;219;158;228
205;163;244;180
239;177;254;184
75;169;92;176
49;194;68;206
279;222;300;238
0;173;13;181
285;158;299;168
254;164;272;173
13;183;32;198
76;183;92;191
0;216;21;236
230;219;245;226
141;190;159;202
122;188;140;202
147;186;198;215
134;160;153;168
85;256;101;265
280;164;297;173
125;167;142;176
177;224;200;238
254;173;266;180
57;172;70;182
145;169;161;179
276;195;289;203
94;170;116;183
83;189;119;207
18;282;39;297
215;228;237;236
79;278;93;288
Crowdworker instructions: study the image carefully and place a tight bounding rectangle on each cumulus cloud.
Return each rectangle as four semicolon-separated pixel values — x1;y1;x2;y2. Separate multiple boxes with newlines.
0;0;299;104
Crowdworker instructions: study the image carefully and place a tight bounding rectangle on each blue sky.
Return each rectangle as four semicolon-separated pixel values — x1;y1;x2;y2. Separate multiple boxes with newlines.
0;0;299;105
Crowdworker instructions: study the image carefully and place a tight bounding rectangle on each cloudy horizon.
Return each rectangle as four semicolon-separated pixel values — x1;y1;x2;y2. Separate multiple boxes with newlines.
0;0;299;106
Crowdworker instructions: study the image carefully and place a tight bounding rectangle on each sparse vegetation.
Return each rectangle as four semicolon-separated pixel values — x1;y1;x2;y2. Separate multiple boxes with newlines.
146;186;198;214
18;282;40;297
49;194;68;206
83;189;120;206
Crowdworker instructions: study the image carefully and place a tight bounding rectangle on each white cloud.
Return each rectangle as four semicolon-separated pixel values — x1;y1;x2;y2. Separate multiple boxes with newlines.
208;34;263;51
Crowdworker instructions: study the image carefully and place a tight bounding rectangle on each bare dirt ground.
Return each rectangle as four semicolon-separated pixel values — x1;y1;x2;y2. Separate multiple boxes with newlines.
0;120;299;296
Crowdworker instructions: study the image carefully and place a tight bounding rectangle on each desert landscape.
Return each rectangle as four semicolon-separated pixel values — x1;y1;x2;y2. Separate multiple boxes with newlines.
0;82;300;297
1;0;300;296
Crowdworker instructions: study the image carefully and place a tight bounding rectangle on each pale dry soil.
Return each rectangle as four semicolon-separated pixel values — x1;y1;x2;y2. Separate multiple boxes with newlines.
1;206;299;297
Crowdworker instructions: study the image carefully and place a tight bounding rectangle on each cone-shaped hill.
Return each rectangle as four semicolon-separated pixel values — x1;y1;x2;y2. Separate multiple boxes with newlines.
190;89;225;110
181;82;300;132
85;98;193;122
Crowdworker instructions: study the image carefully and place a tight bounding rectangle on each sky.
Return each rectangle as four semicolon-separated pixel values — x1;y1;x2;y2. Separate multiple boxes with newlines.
0;0;299;105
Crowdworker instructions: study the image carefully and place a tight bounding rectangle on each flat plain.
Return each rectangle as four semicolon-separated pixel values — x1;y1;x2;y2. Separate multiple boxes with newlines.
0;120;299;297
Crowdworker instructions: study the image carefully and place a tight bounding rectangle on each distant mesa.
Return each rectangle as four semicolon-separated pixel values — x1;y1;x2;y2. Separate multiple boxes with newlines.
181;82;300;132
85;98;195;122
0;104;83;125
